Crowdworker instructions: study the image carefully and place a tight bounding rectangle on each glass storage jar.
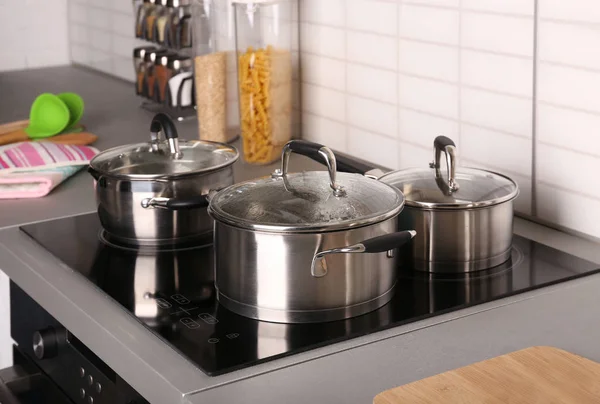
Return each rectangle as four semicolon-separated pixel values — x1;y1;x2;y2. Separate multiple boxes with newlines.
192;0;238;143
233;0;297;164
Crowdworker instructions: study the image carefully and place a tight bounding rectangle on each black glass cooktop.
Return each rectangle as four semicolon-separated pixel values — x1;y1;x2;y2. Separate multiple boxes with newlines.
20;213;600;376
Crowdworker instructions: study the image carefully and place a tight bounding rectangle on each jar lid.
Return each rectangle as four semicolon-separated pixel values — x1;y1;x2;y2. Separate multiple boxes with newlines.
143;49;171;62
379;136;518;210
133;46;157;59
89;114;239;180
208;141;404;233
167;55;192;70
168;0;191;6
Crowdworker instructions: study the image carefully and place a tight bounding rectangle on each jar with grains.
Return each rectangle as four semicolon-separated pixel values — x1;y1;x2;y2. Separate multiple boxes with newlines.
192;0;238;143
233;0;298;165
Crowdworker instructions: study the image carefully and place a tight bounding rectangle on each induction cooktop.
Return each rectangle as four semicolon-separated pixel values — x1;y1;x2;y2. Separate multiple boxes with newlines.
20;213;600;376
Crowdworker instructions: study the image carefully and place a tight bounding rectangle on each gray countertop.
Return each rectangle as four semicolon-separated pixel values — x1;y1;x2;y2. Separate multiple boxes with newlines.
2;66;600;404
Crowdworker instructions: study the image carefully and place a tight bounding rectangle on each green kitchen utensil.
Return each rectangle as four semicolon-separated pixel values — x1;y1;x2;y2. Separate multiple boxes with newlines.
24;93;70;138
57;92;84;131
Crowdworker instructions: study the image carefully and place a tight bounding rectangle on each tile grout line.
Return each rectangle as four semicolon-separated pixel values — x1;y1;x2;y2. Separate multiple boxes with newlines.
458;0;463;147
531;0;539;217
344;0;349;153
397;0;402;169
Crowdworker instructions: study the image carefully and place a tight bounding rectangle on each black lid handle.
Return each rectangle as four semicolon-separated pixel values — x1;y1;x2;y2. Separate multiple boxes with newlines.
274;140;346;198
150;113;182;159
430;135;459;193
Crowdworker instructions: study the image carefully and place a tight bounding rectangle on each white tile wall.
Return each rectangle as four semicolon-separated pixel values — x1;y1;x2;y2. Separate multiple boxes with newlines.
537;0;600;238
67;0;139;82
0;0;70;72
300;0;535;218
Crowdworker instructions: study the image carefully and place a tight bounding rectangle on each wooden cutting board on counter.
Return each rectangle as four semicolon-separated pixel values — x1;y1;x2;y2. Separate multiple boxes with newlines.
374;346;600;404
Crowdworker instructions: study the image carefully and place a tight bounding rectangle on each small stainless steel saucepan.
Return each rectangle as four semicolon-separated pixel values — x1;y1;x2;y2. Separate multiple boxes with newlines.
302;136;519;273
88;113;238;245
142;140;417;323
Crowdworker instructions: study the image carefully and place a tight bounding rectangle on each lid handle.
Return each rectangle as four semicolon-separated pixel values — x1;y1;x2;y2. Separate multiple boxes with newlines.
430;136;459;193
150;113;183;159
276;140;346;197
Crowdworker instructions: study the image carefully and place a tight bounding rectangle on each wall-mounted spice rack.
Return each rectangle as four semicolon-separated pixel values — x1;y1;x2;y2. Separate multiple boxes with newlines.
133;0;196;121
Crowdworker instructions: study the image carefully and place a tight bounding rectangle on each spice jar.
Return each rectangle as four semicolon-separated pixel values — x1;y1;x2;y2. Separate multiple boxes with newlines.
233;0;297;164
166;55;194;107
178;0;193;48
155;0;172;44
144;49;171;99
154;52;177;103
133;46;157;96
135;0;153;38
145;0;160;41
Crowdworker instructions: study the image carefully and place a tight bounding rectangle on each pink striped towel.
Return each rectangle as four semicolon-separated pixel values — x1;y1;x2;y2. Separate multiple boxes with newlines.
0;142;99;199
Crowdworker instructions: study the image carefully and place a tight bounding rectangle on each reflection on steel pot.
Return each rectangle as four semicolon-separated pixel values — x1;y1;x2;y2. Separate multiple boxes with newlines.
208;140;416;323
88;113;238;245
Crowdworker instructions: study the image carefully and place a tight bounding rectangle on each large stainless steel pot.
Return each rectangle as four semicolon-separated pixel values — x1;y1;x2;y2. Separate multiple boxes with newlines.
378;136;519;273
143;140;416;323
209;140;416;323
88;113;238;245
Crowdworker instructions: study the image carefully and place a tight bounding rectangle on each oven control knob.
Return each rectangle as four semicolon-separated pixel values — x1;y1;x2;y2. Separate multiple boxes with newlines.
32;327;58;360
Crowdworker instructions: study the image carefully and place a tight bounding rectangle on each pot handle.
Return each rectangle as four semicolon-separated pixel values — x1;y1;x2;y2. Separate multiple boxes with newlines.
150;112;183;159
311;230;417;278
430;136;459;193
141;195;210;210
273;140;346;197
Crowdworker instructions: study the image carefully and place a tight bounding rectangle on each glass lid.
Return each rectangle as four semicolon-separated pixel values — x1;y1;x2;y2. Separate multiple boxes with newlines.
379;136;518;209
89;113;239;179
380;167;518;209
208;171;405;233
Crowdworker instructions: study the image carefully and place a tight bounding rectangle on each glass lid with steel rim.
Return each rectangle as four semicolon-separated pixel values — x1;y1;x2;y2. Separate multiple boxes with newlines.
380;136;519;210
89;113;238;180
208;140;405;233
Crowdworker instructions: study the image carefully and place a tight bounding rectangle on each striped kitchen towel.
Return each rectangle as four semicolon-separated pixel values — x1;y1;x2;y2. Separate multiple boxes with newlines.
0;141;99;199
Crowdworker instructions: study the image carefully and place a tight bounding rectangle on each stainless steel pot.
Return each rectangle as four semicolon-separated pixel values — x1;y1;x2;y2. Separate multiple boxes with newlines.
88;113;238;245
144;140;416;323
378;136;519;273
207;140;416;323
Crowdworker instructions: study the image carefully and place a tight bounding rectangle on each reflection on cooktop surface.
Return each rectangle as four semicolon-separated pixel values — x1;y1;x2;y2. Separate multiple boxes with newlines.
20;213;600;376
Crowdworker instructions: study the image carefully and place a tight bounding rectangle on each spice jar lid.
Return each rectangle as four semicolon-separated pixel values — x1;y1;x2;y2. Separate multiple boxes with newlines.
143;49;171;62
168;0;191;6
167;55;192;70
379;136;519;210
89;114;239;180
208;141;405;233
133;46;157;59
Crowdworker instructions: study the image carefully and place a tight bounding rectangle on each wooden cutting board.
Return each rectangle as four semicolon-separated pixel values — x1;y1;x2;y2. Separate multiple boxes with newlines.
374;346;600;404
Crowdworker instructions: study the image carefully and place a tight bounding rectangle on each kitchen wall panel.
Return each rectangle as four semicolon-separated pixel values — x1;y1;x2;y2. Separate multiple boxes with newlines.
300;0;535;215
67;0;141;82
536;0;600;239
0;0;70;72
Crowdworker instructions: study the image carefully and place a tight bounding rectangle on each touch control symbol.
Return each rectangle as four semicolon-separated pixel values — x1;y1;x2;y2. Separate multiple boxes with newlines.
226;333;239;339
156;298;172;309
198;313;218;324
180;317;201;329
208;338;219;344
171;294;190;304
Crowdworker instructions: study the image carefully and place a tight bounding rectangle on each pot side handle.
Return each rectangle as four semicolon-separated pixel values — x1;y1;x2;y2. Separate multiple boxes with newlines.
311;230;417;278
141;195;210;210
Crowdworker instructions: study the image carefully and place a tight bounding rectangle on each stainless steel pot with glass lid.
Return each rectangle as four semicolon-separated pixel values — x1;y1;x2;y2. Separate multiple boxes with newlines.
378;136;519;273
206;140;416;323
88;113;238;245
